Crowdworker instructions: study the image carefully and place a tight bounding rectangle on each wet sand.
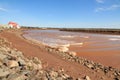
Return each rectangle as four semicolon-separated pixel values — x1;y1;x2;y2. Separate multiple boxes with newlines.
70;45;120;68
24;29;120;69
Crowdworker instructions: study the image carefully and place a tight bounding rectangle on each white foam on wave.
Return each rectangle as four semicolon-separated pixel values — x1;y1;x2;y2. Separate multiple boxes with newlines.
79;36;89;38
70;42;83;45
106;35;120;38
60;35;75;38
109;38;120;41
59;44;70;47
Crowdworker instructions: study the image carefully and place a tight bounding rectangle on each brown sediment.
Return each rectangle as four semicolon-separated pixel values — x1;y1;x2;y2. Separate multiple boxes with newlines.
69;43;120;69
0;29;119;80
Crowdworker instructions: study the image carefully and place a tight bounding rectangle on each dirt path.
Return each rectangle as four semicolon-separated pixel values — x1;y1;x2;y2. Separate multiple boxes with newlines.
0;29;113;80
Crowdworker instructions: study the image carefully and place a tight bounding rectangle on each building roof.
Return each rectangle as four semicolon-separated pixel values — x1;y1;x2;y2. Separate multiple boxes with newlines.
8;22;18;27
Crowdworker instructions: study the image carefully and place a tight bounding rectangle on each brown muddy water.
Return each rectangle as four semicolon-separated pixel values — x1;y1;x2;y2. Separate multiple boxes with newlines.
23;30;120;69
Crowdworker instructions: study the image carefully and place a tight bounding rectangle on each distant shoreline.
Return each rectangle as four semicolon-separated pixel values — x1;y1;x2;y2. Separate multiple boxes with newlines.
21;27;120;35
60;28;120;35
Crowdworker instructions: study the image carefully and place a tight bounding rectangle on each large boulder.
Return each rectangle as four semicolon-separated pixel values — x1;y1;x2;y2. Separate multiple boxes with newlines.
0;68;10;77
7;60;19;68
69;51;77;57
58;47;69;52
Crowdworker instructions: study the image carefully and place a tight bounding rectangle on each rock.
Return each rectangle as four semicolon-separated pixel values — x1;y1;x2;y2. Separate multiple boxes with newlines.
33;63;42;70
108;66;113;71
16;51;24;57
76;78;82;80
7;60;19;68
114;77;120;80
8;74;27;80
0;47;8;52
86;64;94;69
32;57;41;64
17;57;26;66
115;70;120;76
0;61;3;66
56;77;63;80
0;68;10;77
41;76;48;80
69;52;76;57
65;77;73;80
101;77;105;80
59;68;64;72
26;61;33;70
103;67;109;73
48;48;53;52
49;71;58;77
84;76;91;80
58;47;69;52
26;58;42;70
0;52;7;60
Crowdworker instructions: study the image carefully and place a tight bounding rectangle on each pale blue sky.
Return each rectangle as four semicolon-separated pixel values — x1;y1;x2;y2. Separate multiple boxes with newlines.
0;0;120;28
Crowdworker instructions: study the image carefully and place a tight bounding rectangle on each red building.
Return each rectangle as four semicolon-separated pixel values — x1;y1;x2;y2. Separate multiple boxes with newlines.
8;22;20;29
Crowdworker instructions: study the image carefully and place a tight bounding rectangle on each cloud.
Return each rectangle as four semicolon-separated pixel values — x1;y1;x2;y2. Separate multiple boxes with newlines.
96;0;104;3
95;8;105;12
0;7;8;12
95;4;120;12
109;4;120;10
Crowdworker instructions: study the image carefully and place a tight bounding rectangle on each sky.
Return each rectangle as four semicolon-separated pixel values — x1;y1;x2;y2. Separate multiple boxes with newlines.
0;0;120;28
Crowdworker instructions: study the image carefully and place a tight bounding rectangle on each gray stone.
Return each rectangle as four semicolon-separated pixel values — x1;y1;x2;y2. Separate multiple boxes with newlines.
84;76;91;80
76;78;82;80
114;77;120;80
17;57;26;66
16;51;24;57
0;68;10;77
41;76;48;80
0;53;7;60
0;47;8;52
69;52;76;57
56;77;63;80
86;64;94;69
58;47;69;52
7;60;19;68
32;57;41;64
0;63;2;66
8;74;27;80
33;63;42;70
49;71;58;77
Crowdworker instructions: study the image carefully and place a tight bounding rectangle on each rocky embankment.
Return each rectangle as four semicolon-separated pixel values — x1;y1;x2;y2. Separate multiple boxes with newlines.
0;38;76;80
45;46;120;80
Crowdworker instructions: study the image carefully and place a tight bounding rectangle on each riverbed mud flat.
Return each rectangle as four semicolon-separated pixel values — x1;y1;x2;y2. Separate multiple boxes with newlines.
0;29;120;80
23;29;120;69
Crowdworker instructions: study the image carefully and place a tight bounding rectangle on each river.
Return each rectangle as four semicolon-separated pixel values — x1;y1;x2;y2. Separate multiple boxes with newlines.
23;29;120;69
